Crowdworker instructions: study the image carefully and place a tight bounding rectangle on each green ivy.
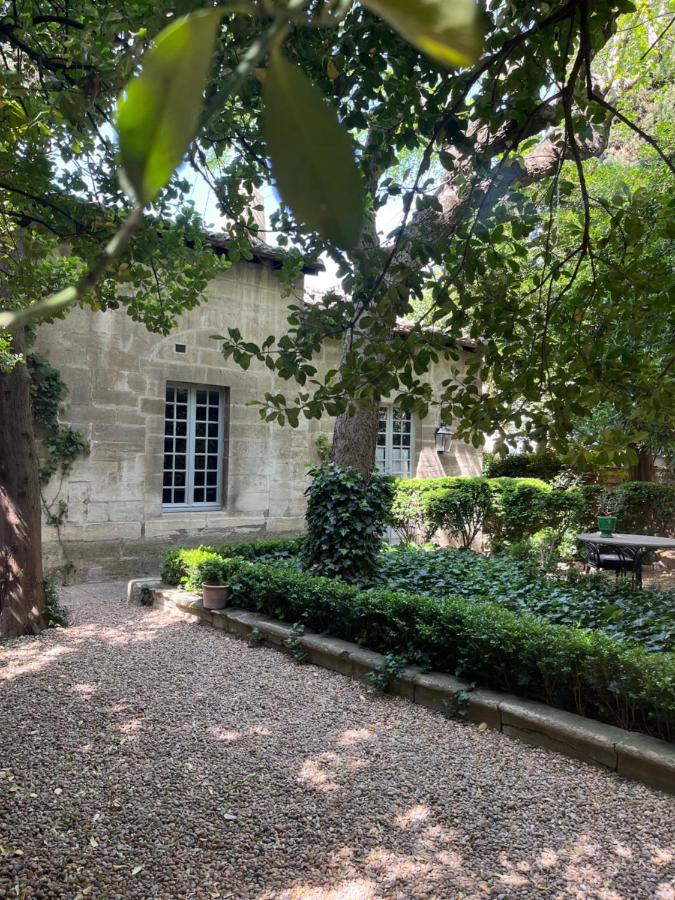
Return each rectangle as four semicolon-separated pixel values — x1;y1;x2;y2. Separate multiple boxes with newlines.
303;463;394;581
26;353;89;526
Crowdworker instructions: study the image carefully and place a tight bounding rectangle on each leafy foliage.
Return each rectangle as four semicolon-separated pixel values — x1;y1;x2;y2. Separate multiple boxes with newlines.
42;577;68;628
263;50;364;248
195;556;230;587
303;463;393;580
425;478;492;548
218;556;675;740
483;450;563;482
26;352;89;526
161;538;303;586
375;545;675;654
390;476;675;545
118;9;224;205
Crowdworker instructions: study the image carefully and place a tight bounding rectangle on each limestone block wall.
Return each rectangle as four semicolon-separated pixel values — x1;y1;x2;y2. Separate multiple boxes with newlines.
34;258;481;581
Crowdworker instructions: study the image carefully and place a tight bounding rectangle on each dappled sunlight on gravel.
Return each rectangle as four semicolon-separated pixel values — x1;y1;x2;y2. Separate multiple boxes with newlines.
1;584;674;899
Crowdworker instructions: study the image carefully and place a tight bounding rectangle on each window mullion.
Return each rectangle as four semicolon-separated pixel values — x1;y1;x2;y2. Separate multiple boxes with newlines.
186;386;196;505
386;406;393;475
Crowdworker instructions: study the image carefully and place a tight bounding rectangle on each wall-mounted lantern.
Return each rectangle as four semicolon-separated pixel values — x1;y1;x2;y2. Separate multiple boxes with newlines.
434;424;454;454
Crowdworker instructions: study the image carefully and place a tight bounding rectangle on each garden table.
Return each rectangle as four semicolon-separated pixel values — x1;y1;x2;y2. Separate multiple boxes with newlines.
576;532;675;589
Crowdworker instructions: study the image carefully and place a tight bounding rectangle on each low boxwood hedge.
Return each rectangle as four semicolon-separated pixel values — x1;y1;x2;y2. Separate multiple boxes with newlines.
161;537;303;588
163;550;674;741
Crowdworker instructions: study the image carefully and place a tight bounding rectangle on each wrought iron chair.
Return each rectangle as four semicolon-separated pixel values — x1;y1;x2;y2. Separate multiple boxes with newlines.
583;541;643;588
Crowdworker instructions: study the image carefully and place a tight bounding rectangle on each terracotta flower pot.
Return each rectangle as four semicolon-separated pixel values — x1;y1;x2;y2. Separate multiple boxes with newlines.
597;516;617;536
202;583;230;610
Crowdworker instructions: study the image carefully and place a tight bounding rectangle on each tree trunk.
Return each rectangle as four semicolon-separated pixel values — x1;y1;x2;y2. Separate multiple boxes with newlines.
628;445;656;482
330;403;379;479
0;329;45;637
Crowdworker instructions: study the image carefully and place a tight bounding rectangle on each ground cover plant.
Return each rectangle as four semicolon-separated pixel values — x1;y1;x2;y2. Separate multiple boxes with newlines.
374;545;675;655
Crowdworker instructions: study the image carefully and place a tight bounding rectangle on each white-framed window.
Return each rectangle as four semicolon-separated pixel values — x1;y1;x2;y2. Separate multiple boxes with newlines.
162;384;225;509
376;406;415;477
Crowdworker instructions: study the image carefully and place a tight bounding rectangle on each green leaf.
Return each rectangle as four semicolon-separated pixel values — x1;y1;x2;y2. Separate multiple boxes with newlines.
117;9;222;204
362;0;482;67
263;52;364;249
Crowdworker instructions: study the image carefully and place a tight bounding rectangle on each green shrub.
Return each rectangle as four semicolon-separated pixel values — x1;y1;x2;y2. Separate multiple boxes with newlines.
483;450;563;481
219;557;675;740
390;476;553;546
42;576;68;628
377;544;675;654
196;556;229;587
389;485;440;543
216;537;305;564
303;463;393;580
161;538;303;586
426;478;493;548
611;482;675;536
161;548;221;589
485;480;551;544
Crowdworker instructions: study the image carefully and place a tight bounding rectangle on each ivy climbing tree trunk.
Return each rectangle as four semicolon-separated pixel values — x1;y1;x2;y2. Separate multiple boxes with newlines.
0;329;46;637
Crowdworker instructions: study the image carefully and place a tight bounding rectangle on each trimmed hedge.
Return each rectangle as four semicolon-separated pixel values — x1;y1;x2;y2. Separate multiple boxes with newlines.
196;558;673;741
482;450;564;481
161;537;303;587
390;476;675;544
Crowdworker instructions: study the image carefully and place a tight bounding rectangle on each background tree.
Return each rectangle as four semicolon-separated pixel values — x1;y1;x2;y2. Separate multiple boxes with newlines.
208;0;673;475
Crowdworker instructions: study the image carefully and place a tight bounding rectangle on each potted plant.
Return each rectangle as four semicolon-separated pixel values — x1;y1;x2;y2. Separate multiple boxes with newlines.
197;558;230;610
597;491;618;536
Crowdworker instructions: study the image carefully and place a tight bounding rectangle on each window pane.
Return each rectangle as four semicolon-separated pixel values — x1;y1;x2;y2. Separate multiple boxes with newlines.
194;471;205;486
208;422;218;437
196;405;207;421
176;404;187;420
208;391;219;405
174;488;185;503
194;488;205;502
166;386;175;402
175;420;187;436
163;488;172;503
176;389;188;403
205;488;217;502
196;390;207;404
195;422;206;437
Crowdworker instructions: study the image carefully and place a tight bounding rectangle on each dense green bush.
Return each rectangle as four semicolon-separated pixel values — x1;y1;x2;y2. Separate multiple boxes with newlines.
376;545;674;654
303;463;393;580
42;576;69;628
218;557;674;740
611;482;675;536
483;450;563;481
425;478;493;548
390;475;675;546
161;538;303;587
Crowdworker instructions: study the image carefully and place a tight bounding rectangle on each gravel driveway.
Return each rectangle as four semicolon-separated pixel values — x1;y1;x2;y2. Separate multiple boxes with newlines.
1;583;674;900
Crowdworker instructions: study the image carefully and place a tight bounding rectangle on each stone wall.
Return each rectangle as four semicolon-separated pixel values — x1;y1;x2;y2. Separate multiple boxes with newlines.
34;257;481;581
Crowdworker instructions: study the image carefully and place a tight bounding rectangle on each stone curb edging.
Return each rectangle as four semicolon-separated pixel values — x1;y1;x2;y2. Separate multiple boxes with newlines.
129;580;675;795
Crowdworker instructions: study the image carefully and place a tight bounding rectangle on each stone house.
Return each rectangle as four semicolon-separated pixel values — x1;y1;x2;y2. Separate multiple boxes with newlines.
35;238;481;581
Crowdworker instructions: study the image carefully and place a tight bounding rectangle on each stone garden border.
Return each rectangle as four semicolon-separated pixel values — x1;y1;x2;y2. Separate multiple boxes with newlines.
128;578;675;794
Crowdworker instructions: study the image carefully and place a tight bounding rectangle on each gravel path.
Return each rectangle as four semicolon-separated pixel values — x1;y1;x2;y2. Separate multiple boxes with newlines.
1;584;674;900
